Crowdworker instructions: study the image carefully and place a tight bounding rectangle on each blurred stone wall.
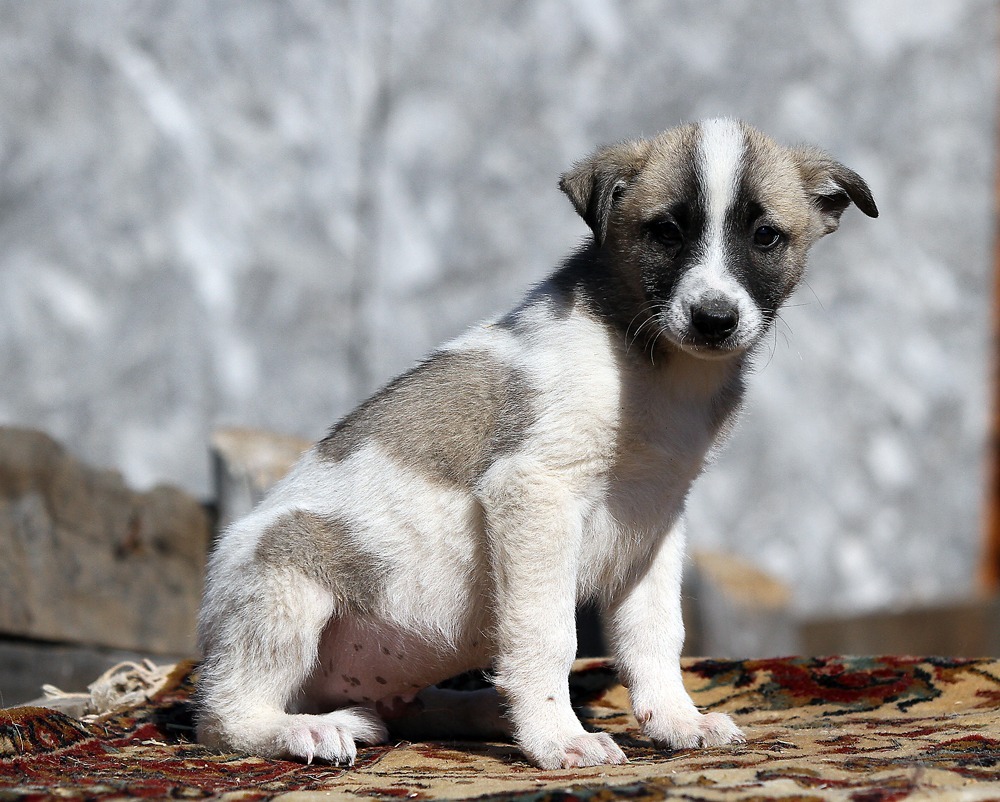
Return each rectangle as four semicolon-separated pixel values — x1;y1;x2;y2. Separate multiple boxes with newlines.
0;1;994;615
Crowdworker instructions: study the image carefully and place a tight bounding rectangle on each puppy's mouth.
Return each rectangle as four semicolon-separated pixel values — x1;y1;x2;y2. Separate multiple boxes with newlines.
657;300;760;360
665;331;751;360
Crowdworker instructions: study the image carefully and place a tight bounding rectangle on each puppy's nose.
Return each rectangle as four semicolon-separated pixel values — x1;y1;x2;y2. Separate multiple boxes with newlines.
690;298;739;343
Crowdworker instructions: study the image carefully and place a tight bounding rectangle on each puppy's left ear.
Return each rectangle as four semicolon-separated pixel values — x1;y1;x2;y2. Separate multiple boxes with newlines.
559;139;651;246
794;147;879;235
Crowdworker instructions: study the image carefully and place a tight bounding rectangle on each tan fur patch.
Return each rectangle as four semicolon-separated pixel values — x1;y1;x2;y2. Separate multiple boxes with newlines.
740;125;819;246
317;349;536;487
255;509;383;609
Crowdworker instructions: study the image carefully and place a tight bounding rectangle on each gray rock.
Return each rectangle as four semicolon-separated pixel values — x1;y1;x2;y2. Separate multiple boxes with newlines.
688;550;797;659
0;427;210;654
211;426;311;529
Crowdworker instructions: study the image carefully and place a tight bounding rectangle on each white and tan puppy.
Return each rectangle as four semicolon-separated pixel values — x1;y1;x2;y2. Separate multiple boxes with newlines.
197;119;877;769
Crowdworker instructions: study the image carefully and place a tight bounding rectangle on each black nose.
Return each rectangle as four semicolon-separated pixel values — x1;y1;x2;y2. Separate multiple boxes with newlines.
690;299;739;343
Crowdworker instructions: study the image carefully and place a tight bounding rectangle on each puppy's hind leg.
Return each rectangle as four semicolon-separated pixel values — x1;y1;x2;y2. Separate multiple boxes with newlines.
197;571;388;764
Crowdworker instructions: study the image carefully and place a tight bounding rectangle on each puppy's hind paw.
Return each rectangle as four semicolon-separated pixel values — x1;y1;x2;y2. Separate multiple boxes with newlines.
276;708;389;766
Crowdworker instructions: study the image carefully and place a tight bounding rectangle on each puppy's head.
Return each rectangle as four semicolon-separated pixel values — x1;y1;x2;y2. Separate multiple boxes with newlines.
560;119;878;359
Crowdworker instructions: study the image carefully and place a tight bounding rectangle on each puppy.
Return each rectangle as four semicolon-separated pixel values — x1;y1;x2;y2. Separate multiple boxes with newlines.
197;118;877;769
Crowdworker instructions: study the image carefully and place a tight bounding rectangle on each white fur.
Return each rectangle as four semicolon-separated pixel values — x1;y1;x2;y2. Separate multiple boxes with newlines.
198;120;869;769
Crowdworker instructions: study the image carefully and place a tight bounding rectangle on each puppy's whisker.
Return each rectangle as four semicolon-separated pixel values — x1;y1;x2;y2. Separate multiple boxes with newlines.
632;313;664;363
625;317;646;356
627;313;661;357
625;302;659;332
757;324;778;374
625;303;663;356
649;323;673;367
775;313;795;341
800;278;825;312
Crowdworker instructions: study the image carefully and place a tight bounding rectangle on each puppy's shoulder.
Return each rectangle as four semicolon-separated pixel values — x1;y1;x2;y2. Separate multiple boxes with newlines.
517;280;624;392
476;280;626;469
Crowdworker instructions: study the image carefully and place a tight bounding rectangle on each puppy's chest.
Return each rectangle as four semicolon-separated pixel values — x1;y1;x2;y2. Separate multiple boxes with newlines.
615;382;725;477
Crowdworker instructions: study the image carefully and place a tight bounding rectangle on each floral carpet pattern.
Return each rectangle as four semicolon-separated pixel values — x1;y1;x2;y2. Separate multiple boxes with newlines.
2;656;1000;800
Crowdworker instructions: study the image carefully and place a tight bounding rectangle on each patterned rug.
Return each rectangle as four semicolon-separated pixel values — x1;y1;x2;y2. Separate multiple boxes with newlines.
2;656;1000;800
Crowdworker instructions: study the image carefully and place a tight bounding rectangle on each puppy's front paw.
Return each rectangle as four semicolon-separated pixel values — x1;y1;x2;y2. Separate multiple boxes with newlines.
562;731;628;768
638;708;744;751
530;731;628;770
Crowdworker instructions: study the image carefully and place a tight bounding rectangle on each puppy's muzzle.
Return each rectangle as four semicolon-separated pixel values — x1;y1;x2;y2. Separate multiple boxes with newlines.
689;297;740;346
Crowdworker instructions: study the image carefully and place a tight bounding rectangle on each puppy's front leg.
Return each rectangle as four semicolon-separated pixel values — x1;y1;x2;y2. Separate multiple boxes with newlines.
606;519;745;751
482;460;626;770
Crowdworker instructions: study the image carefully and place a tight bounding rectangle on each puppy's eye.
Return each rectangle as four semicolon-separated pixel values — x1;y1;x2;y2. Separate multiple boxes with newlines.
648;218;684;250
752;225;782;250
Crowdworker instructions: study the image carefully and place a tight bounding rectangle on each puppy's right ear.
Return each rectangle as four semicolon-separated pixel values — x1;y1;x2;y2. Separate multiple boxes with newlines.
559;139;651;246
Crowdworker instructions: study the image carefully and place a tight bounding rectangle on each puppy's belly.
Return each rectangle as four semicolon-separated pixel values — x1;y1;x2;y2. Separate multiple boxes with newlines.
297;616;489;715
